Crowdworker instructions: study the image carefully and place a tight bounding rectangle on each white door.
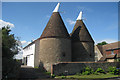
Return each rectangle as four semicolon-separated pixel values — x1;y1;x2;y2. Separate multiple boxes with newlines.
27;55;34;67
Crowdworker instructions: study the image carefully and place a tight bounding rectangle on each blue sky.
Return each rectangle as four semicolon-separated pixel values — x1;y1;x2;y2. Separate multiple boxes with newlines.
2;2;118;47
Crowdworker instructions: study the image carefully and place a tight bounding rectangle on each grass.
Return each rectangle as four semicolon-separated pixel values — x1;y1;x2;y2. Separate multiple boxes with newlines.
55;73;119;79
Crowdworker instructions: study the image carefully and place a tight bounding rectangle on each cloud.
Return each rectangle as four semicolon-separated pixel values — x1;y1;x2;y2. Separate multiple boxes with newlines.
0;20;14;29
66;18;76;25
21;40;30;46
95;39;118;44
21;40;31;45
21;40;27;45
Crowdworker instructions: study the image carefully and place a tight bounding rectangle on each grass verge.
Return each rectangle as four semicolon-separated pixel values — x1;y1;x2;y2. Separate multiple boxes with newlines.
55;73;119;79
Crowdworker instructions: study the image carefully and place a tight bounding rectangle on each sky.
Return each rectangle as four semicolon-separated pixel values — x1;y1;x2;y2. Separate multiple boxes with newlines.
1;2;119;59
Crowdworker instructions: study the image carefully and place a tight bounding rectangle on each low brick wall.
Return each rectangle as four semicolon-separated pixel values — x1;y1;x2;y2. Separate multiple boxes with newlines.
51;62;120;75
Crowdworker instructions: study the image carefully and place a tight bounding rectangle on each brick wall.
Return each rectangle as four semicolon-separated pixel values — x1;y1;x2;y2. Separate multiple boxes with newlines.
51;62;120;75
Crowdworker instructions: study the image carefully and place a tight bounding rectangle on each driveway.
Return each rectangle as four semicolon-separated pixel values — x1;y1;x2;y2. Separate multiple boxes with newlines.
18;65;51;79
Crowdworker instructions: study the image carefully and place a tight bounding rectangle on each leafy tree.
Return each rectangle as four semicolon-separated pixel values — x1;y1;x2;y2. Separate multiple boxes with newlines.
97;41;108;45
2;26;20;79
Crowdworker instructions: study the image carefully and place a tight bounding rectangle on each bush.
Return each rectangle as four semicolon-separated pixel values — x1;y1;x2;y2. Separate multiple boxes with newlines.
82;71;91;75
82;67;94;75
108;67;120;75
61;76;66;79
94;71;99;75
51;74;56;78
95;68;105;74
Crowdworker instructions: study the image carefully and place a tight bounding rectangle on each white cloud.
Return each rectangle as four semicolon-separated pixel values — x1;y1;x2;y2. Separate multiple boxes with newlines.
21;40;27;45
95;39;118;44
0;20;14;29
21;40;31;47
66;18;76;25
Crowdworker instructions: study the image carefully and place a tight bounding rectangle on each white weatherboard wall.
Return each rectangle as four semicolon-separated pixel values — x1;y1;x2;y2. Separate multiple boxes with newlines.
23;43;35;67
94;45;103;62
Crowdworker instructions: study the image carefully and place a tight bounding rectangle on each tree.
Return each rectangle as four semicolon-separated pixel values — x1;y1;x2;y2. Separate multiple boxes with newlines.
2;26;20;79
97;41;108;45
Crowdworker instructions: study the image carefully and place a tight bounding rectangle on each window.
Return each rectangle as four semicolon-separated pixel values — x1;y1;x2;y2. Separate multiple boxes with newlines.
111;50;114;55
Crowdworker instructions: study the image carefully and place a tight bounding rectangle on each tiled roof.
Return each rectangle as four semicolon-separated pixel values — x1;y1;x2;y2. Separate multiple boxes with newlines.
106;54;117;59
71;20;94;42
97;41;120;60
103;41;120;51
99;54;117;61
102;41;120;57
40;12;70;39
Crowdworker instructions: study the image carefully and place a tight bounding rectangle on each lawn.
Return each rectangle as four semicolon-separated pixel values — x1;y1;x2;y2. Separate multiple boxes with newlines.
55;73;120;79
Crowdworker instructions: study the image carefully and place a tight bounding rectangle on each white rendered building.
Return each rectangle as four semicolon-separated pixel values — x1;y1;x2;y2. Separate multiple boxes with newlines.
22;39;40;67
23;42;35;67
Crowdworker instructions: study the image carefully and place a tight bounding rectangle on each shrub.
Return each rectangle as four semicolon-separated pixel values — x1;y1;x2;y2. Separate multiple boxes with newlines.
108;67;120;75
82;71;91;75
94;71;99;75
61;76;66;79
95;68;105;74
51;74;56;78
82;67;94;75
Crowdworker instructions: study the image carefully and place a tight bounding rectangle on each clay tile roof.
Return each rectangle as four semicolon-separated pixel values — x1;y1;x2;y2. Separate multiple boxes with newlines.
71;20;94;42
103;41;120;51
99;54;117;61
102;41;120;56
106;54;117;59
40;12;70;39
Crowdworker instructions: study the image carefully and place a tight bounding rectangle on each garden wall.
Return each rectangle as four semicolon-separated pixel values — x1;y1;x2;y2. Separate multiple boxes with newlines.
51;62;120;75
